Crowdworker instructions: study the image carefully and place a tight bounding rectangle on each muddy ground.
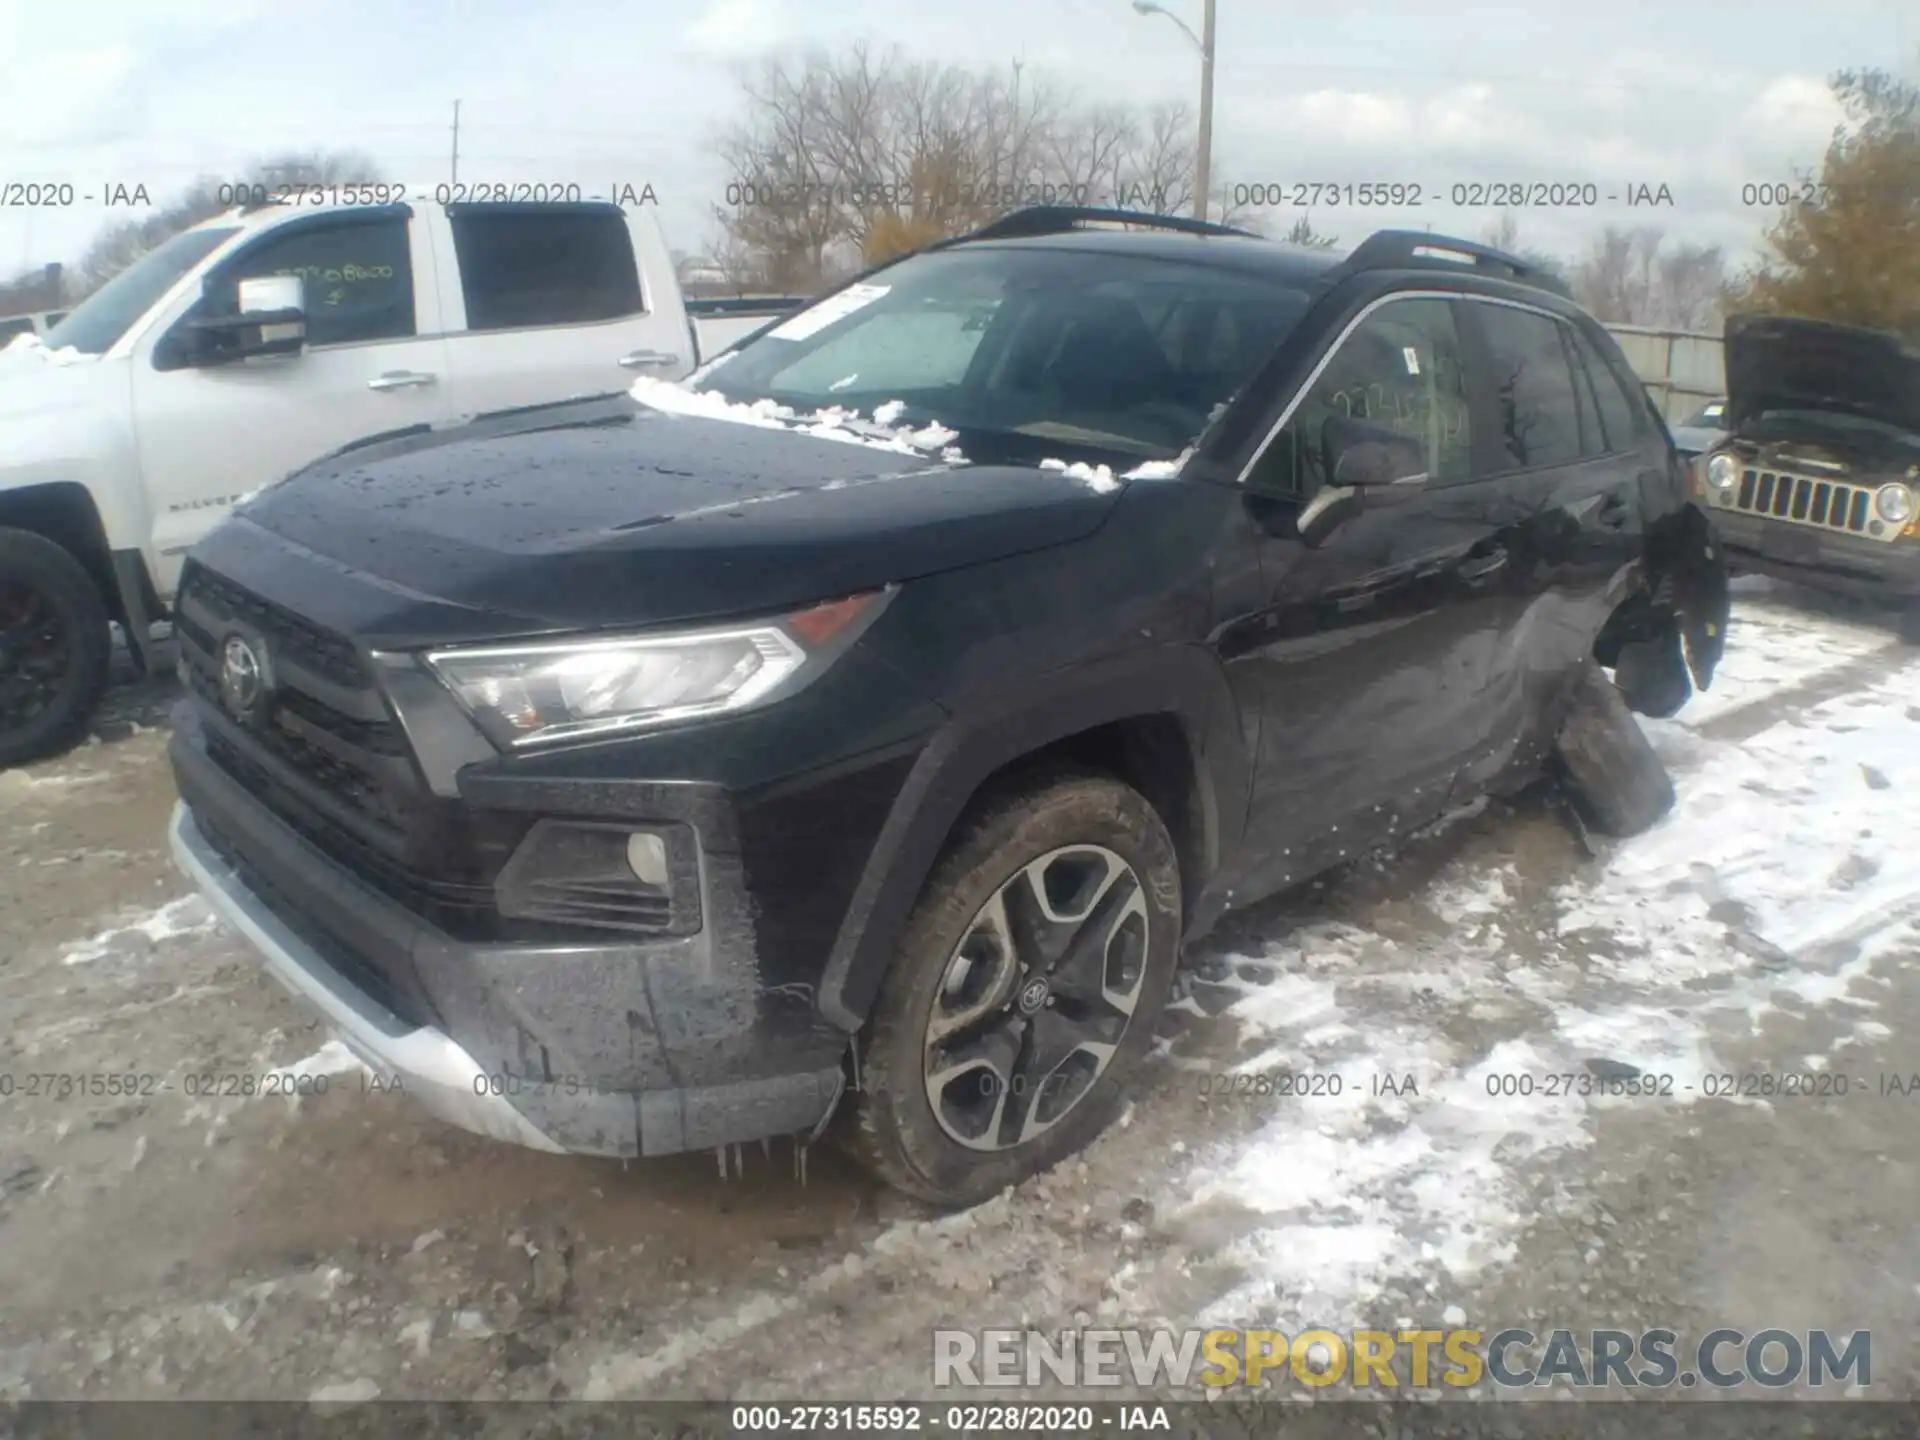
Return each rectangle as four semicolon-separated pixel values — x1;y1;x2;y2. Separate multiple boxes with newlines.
0;581;1915;1414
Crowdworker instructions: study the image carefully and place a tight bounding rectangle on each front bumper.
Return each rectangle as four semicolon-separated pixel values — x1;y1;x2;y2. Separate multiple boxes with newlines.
167;717;850;1159
1709;506;1920;601
170;801;570;1154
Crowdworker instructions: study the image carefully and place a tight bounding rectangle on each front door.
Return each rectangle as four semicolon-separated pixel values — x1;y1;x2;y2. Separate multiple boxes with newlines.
131;206;453;598
1218;293;1514;900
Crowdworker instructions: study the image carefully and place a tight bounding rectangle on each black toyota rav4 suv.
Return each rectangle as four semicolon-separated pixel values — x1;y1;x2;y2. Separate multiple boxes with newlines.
168;207;1727;1206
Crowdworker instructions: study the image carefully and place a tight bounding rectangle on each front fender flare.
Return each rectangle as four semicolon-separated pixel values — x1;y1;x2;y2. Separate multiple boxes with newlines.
813;644;1248;1032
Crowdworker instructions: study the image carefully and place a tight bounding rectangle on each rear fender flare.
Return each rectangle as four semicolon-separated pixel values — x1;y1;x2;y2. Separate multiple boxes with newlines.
813;645;1249;1032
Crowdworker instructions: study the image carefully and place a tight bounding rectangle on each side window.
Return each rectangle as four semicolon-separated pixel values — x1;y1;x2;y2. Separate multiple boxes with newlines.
1571;326;1645;452
209;216;415;348
1248;296;1471;495
1558;323;1605;458
448;206;643;331
1472;303;1584;471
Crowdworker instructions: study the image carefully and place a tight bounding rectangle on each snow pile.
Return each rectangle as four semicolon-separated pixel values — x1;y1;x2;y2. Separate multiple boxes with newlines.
61;896;218;965
629;378;963;462
1038;457;1120;494
2;331;91;365
1121;447;1195;481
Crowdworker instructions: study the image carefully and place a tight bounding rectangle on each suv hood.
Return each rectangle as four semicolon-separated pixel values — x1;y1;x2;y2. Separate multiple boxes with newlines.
202;396;1127;645
1724;313;1920;437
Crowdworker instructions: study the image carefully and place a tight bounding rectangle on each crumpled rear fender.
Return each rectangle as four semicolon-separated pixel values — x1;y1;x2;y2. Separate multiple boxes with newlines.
1660;502;1730;691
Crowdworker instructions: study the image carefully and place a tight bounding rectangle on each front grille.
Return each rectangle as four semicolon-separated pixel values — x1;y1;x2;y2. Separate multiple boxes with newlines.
175;563;418;841
1732;467;1872;535
177;565;368;690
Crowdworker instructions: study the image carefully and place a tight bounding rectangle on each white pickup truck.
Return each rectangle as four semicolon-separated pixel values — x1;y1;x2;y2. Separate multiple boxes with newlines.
0;195;700;765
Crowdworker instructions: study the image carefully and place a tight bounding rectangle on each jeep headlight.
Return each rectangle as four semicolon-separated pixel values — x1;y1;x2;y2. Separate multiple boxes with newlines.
424;591;889;747
1704;453;1740;491
1875;482;1914;526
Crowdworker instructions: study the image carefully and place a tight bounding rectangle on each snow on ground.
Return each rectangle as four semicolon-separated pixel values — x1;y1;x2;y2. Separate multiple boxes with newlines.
1123;601;1918;1339
59;896;217;966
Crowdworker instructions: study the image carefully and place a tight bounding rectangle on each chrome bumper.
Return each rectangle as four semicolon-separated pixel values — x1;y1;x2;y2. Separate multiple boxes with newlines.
167;801;566;1154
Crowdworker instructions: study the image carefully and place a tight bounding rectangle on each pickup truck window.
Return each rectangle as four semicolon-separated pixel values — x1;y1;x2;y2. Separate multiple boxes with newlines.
699;247;1312;462
0;317;34;343
448;205;643;331
205;215;415;347
43;225;237;355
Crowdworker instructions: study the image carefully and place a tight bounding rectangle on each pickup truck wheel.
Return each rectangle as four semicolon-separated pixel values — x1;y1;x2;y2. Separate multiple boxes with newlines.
1611;631;1692;719
1553;661;1676;839
0;529;111;768
848;771;1181;1207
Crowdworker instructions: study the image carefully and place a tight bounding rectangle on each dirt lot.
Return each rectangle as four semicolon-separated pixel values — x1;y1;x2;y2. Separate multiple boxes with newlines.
0;580;1915;1408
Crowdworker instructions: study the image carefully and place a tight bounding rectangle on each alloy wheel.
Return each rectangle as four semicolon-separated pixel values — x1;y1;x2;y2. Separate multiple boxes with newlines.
922;844;1152;1151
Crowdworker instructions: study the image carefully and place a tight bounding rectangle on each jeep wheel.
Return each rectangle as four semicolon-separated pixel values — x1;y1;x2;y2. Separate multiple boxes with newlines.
0;529;111;769
1554;661;1676;838
848;771;1181;1207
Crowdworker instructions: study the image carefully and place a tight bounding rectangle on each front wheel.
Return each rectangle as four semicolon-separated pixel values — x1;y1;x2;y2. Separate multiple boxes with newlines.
847;771;1182;1207
0;528;111;768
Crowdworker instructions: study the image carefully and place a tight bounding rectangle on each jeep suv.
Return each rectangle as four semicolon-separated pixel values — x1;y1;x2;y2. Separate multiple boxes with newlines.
167;207;1727;1206
1695;314;1920;643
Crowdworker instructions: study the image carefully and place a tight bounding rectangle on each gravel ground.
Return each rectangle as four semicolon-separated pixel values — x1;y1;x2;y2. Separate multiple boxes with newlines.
0;581;1915;1416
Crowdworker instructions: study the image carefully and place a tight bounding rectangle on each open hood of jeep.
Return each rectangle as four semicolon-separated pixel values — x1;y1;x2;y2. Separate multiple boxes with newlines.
1724;313;1920;437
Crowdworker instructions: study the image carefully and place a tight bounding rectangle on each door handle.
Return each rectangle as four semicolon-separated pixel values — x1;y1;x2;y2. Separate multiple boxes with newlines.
368;370;436;391
618;349;681;370
1459;545;1508;583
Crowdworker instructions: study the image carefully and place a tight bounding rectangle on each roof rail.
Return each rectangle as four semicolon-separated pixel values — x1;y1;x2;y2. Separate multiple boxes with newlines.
947;205;1261;245
1333;229;1572;297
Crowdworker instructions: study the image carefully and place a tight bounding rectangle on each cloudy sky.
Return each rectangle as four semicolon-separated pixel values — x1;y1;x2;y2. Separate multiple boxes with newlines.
0;0;1911;285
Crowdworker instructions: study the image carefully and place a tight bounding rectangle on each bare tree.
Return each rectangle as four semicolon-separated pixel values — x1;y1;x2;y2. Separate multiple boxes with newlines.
710;49;1224;283
1480;212;1573;291
1571;225;1724;331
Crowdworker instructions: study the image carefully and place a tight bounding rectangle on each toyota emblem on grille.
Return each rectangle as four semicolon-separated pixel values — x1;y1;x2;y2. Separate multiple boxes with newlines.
220;635;265;720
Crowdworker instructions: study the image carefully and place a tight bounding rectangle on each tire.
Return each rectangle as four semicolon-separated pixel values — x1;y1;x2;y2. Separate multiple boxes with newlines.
1553;662;1676;839
0;528;112;768
1612;631;1692;719
846;770;1182;1207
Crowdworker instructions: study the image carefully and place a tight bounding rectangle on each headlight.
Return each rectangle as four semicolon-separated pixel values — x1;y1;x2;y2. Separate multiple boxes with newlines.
1875;482;1915;525
424;590;888;747
1704;453;1740;491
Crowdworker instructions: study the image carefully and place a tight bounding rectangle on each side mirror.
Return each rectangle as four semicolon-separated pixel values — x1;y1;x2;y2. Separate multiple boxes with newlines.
183;274;307;367
1322;413;1429;489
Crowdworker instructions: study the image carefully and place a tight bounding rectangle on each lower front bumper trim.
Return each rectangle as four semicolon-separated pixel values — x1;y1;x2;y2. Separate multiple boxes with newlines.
168;800;569;1155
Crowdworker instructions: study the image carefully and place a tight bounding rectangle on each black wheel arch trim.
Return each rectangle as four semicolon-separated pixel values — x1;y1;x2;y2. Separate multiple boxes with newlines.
814;643;1249;1033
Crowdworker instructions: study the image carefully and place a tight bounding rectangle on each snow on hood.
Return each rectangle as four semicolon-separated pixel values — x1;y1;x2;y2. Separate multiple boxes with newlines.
629;378;966;465
2;331;93;367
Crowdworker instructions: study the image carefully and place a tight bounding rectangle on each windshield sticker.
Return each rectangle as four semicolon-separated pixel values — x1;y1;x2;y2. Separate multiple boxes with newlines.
765;283;891;342
1403;347;1422;375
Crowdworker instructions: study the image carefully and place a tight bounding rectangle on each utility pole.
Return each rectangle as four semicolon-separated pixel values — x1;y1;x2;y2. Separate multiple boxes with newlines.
451;99;462;184
1194;0;1215;222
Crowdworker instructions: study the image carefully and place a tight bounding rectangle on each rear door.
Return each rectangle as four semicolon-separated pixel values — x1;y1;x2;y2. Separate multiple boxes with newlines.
1449;297;1646;794
1219;292;1514;899
429;201;692;420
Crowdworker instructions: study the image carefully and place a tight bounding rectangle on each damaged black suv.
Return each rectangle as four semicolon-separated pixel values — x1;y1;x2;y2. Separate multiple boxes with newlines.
168;207;1727;1206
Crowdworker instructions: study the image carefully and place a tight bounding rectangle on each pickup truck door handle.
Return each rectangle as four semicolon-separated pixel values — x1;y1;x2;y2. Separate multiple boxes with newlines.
618;349;681;370
367;370;437;392
1459;545;1508;583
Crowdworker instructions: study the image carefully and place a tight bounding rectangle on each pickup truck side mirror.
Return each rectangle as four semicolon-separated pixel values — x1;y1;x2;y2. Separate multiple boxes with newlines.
182;274;308;368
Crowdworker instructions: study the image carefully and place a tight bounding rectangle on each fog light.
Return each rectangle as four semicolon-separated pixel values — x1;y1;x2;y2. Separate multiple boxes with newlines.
1875;482;1914;525
1705;453;1739;491
627;831;669;887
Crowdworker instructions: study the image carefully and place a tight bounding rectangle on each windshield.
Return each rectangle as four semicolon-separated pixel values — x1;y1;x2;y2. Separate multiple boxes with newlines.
696;246;1314;462
42;225;238;356
1681;400;1725;427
